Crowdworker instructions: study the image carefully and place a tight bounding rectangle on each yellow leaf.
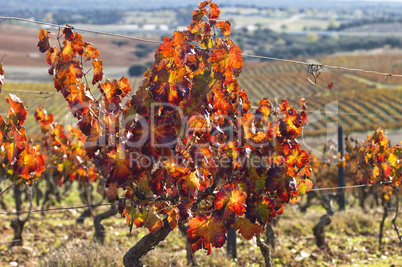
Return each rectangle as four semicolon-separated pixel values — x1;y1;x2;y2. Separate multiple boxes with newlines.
389;153;397;167
372;165;379;178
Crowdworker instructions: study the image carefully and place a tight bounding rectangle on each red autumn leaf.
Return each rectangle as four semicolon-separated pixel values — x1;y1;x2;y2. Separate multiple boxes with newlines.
6;94;28;125
265;167;297;200
150;117;177;148
382;162;392;177
11;127;27;155
150;167;168;196
62;26;74;40
178;200;195;221
35;153;45;176
280;109;305;138
69;83;95;118
216;21;231;36
77;112;99;136
234;218;262;240
187;215;227;255
300;110;308;124
37;29;50;53
227;45;243;70
186;114;210;143
214;184;247;216
100;149;132;186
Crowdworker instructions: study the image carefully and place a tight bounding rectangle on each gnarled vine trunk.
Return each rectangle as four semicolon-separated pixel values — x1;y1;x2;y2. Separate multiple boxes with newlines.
265;221;276;250
313;192;335;249
379;192;388;246
41;173;57;216
123;218;173;267
94;202;118;244
299;191;317;213
391;186;401;245
256;234;272;267
10;185;32;247
76;183;104;224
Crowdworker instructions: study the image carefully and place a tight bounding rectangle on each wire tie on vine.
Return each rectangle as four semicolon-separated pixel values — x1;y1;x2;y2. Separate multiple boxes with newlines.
307;64;324;85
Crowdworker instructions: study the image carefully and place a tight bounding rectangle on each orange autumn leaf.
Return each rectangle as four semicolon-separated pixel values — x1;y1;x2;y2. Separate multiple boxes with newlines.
167;207;180;230
144;208;164;234
6;94;28;125
99;79;122;108
85;44;100;60
214;184;247;216
92;59;103;84
118;76;132;97
187;215;227;255
37;29;50;53
216;21;231;36
15;146;44;179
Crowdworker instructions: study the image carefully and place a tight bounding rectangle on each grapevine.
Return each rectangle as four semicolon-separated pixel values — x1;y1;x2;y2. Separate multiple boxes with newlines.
37;1;312;265
0;65;46;246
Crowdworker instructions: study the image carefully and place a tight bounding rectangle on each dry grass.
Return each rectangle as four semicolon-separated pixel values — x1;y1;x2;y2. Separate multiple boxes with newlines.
30;205;402;267
40;240;124;267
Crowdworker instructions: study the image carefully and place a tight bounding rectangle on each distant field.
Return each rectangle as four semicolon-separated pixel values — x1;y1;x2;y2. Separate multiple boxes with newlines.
0;24;156;67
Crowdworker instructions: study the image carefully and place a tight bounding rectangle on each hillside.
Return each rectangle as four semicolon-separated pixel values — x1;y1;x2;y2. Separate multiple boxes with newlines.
239;55;402;137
